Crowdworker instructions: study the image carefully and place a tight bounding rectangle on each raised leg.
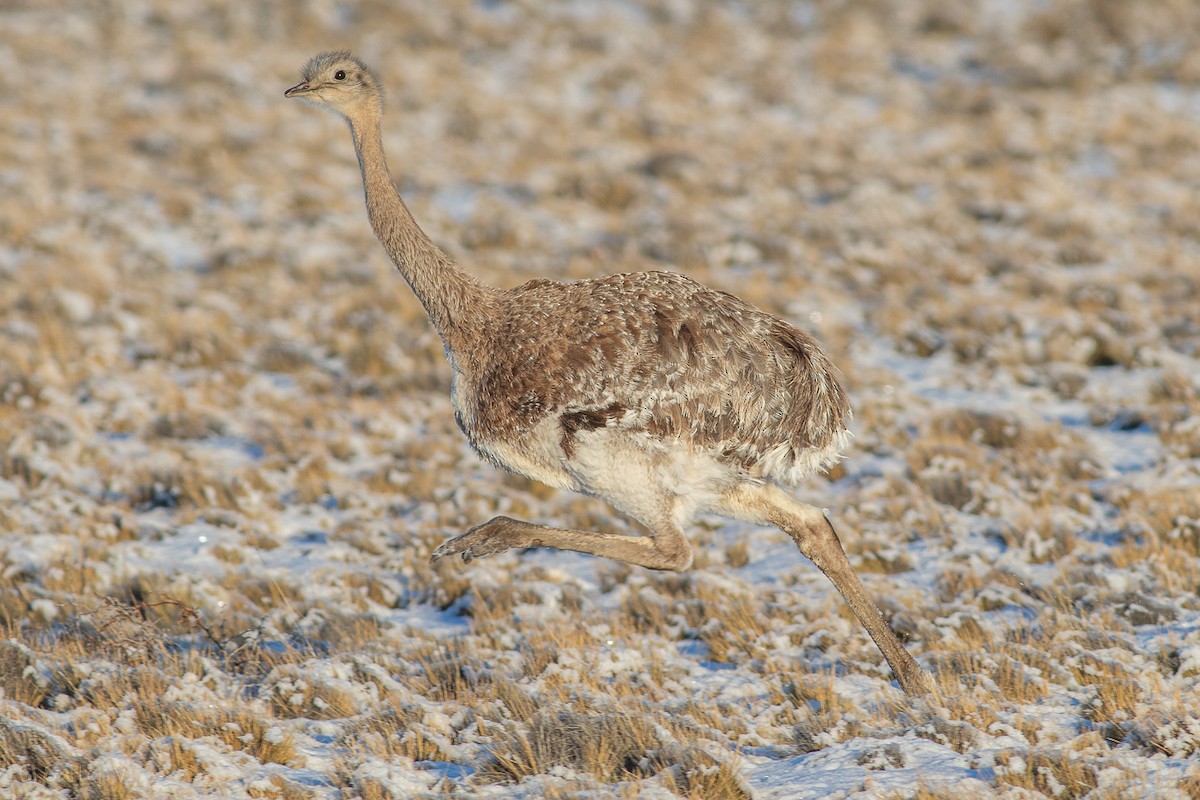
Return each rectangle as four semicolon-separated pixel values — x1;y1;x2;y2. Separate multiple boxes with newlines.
431;516;693;571
717;483;935;696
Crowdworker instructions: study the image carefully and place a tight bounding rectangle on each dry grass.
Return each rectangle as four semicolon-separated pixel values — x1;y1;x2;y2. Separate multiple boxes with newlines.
66;766;139;800
134;698;298;765
879;787;973;800
657;747;750;800
0;640;50;707
993;749;1099;799
338;700;449;763
480;706;749;798
0;718;72;784
785;673;869;754
267;671;361;721
1116;488;1200;558
246;775;317;800
2;0;1199;795
481;708;662;784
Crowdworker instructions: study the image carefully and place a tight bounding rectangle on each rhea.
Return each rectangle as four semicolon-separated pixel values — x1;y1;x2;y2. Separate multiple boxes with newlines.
285;51;933;695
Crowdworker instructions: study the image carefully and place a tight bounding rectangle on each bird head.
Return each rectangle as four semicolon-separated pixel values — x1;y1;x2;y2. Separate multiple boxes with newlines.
285;51;383;121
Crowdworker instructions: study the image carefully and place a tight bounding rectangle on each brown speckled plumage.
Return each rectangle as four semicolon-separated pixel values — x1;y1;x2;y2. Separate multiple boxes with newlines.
287;52;933;695
466;271;850;482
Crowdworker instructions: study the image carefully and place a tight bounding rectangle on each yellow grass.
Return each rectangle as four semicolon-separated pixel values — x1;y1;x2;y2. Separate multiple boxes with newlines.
2;0;1199;796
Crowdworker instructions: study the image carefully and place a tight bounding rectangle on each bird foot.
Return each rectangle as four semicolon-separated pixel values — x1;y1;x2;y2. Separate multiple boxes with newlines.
897;666;938;697
430;517;528;564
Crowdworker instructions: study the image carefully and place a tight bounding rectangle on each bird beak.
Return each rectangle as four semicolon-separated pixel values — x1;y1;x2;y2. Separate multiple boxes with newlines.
284;82;312;98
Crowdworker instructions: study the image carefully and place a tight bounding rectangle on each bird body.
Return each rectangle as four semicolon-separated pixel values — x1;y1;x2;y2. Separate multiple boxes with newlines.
451;269;853;541
458;270;852;486
286;51;934;695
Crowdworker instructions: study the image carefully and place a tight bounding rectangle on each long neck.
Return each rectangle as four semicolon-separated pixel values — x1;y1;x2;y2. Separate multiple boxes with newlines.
348;115;493;357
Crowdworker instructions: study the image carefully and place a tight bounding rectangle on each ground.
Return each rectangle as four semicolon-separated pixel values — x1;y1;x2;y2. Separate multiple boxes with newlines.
2;1;1200;798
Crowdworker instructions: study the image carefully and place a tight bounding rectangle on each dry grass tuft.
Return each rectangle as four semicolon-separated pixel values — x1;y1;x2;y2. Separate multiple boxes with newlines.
925;640;1051;703
312;610;384;651
779;672;867;753
0;640;49;707
144;736;204;781
912;715;983;755
402;560;475;612
227;575;303;615
493;678;539;723
266;666;361;721
80;664;171;710
1084;678;1145;726
1117;488;1200;558
877;789;948;800
656;746;750;800
125;464;250;513
993;748;1099;799
529;619;627;678
724;539;752;568
932;409;1025;449
1101;701;1200;759
148;410;228;441
246;774;317;799
134;698;296;765
691;582;789;664
482;708;661;784
0;717;73;784
412;645;492;704
338;699;449;763
70;766;138;800
906;436;985;511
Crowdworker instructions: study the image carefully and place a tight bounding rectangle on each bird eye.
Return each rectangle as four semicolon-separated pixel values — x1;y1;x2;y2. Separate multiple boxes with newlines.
334;70;346;81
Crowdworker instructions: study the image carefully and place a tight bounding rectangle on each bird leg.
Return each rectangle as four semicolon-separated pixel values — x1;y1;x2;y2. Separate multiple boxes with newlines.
431;516;694;571
790;514;936;696
717;484;935;696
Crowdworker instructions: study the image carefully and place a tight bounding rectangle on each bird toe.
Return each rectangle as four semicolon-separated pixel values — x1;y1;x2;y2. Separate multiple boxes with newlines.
430;530;496;565
429;541;459;563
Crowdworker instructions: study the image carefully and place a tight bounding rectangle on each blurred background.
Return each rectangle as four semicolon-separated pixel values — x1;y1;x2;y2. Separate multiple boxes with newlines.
5;0;1200;396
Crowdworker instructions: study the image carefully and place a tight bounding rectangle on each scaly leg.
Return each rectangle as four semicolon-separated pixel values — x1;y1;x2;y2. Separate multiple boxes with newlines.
717;483;935;696
431;515;693;571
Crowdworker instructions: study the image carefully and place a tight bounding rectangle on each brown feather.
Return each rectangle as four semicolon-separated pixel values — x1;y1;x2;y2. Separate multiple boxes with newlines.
458;271;850;483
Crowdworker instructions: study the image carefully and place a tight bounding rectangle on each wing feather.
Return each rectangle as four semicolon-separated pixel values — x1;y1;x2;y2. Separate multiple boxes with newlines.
477;271;851;483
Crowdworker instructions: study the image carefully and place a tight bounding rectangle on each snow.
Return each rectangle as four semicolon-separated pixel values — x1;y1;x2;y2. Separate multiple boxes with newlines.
750;738;982;800
2;0;1200;797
